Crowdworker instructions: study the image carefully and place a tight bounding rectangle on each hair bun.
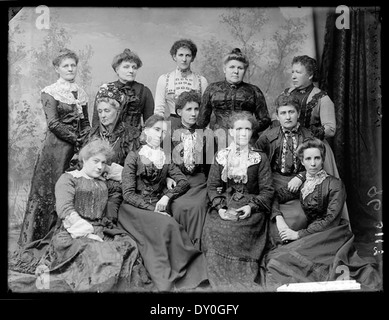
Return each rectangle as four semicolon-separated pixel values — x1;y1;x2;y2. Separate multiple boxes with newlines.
231;48;242;54
123;48;132;55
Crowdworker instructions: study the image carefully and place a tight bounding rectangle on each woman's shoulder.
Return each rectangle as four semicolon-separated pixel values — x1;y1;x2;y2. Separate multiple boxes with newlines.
325;174;345;189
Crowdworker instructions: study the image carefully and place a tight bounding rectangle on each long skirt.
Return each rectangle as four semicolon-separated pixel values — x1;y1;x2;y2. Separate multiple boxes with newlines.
117;201;209;291
257;221;382;291
202;206;268;291
170;173;209;250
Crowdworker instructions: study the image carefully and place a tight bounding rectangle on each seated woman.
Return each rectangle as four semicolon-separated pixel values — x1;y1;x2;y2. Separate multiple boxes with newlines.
202;111;274;291
9;138;154;292
170;90;211;250
117;114;209;291
257;138;381;291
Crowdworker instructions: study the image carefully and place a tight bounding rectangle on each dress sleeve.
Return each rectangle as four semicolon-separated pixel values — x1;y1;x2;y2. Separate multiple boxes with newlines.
154;74;167;115
249;152;274;213
91;93;100;127
142;86;155;122
197;85;213;128
165;164;190;200
200;76;209;95
207;160;227;210
318;95;336;138
121;151;154;210
55;173;77;220
41;92;77;144
78;103;91;143
298;178;346;238
254;87;271;133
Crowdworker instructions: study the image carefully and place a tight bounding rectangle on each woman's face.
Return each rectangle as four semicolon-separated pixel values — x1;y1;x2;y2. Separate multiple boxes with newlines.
173;47;193;71
55;58;77;82
301;147;323;175
177;101;199;127
144;121;168;148
229;119;253;148
224;60;246;84
276;105;300;130
82;153;107;178
116;61;138;82
291;63;313;89
97;101;119;128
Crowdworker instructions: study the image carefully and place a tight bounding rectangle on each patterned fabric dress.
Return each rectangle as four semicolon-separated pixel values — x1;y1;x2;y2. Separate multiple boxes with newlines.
202;145;274;291
117;146;209;291
257;172;381;291
18;78;90;246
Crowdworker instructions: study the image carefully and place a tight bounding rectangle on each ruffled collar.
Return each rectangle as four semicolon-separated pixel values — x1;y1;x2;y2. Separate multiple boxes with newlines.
139;144;166;169
67;169;93;179
216;143;261;183
301;169;329;200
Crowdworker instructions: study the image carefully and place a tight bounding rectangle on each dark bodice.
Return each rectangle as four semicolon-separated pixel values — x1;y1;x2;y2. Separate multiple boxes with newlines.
197;80;270;133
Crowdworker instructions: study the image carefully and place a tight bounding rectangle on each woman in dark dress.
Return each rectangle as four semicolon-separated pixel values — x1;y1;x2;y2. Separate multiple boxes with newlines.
170;90;211;250
117;114;209;291
202;111;274;291
197;48;271;150
91;48;154;150
257;138;381;291
18;48;91;247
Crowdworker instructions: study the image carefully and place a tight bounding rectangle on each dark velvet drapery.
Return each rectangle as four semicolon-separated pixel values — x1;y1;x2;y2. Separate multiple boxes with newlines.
319;7;382;252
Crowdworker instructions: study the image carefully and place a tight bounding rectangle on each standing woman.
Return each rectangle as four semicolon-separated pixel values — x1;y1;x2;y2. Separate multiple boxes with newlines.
154;39;208;127
92;48;154;138
117;114;209;291
197;48;271;150
18;48;90;246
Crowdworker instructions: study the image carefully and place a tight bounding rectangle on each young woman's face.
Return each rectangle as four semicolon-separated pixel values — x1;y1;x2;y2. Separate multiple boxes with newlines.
97;101;119;128
82;153;107;178
301;147;323;175
224;59;246;84
291;63;313;89
276;105;300;130
144;121;168;148
55;58;77;82
229;119;253;148
116;61;138;82
177;101;199;127
173;47;193;71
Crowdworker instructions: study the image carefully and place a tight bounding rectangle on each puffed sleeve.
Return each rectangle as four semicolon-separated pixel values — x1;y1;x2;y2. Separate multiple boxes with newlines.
142;86;155;122
42;92;77;144
248;152;274;213
55;173;77;219
197;84;213;128
165;163;190;200
254;86;271;134
121;151;154;210
200;76;208;95
298;177;346;238
318;95;336;138
154;74;167;116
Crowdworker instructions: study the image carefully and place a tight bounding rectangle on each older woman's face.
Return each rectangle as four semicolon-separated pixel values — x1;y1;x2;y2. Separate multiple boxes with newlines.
301;147;323;175
291;63;313;89
116;61;138;83
144;121;168;148
229;119;253;148
97;101;119;128
82;153;107;178
55;58;77;82
224;60;246;84
173;47;193;71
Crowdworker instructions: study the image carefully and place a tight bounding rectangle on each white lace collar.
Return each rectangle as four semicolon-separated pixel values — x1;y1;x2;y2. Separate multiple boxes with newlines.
139;144;166;169
301;169;329;200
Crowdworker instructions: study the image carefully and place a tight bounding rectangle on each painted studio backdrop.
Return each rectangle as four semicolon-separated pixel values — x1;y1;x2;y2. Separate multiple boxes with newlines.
9;6;382;260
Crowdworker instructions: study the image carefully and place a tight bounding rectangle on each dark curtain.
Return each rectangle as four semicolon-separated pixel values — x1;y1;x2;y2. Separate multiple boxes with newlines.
319;7;382;248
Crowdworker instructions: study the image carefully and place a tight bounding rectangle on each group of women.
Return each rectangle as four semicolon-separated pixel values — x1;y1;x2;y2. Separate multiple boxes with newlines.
9;39;380;292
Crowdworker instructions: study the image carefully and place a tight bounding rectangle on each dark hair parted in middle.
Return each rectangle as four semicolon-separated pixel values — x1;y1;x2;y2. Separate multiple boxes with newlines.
275;92;301;114
296;137;326;162
169;39;198;60
223;48;249;69
112;48;143;71
175;90;201;115
292;55;319;82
